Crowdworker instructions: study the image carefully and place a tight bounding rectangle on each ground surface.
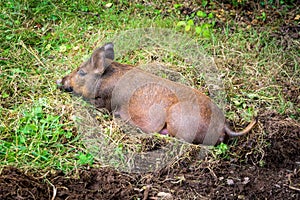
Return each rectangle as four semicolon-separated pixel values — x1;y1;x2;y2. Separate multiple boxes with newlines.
0;110;299;199
0;1;299;199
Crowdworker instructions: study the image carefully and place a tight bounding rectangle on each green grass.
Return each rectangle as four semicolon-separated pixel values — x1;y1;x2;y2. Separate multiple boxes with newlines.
0;0;180;173
1;0;299;173
1;99;76;170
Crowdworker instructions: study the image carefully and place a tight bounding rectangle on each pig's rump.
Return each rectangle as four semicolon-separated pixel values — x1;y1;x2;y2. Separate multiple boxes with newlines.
111;68;225;144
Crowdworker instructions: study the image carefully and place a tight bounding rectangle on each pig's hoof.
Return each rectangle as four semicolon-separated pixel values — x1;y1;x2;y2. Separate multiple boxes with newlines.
159;128;168;135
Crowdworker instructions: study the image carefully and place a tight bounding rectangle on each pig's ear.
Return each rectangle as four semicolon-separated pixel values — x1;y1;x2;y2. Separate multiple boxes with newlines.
90;43;114;74
104;42;114;61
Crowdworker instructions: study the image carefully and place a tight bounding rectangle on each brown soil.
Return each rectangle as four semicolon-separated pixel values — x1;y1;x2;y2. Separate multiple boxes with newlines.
1;1;299;200
1;110;299;199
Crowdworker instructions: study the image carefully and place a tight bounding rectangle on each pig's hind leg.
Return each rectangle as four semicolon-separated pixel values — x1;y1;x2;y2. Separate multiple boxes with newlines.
165;102;204;143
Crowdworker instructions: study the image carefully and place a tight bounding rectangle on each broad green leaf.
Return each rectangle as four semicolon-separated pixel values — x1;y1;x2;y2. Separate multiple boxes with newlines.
185;25;191;32
197;11;207;18
202;0;208;7
2;93;9;98
174;4;183;9
202;29;211;38
176;21;186;27
195;26;202;34
187;19;194;26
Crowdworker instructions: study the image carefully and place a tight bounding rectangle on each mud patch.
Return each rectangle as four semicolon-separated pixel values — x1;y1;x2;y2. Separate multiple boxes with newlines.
1;111;299;199
261;111;300;170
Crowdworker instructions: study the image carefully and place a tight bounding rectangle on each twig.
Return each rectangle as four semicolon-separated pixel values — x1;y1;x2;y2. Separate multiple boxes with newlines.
46;179;57;200
143;185;151;200
19;40;46;67
289;185;300;192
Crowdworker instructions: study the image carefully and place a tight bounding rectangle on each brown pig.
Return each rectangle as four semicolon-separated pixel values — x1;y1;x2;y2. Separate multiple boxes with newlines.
57;43;256;145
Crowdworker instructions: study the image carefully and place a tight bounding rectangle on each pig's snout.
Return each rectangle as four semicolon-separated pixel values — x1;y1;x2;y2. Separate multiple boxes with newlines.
56;79;62;86
56;77;73;92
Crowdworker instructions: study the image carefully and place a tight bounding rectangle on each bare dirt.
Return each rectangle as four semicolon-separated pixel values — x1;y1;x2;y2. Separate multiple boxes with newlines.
0;109;299;199
1;1;299;200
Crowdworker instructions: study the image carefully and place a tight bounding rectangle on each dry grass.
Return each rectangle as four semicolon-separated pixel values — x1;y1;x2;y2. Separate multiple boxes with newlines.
1;0;299;175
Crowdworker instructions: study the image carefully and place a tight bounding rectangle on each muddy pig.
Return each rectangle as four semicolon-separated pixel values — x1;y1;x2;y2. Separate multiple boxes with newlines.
57;42;256;145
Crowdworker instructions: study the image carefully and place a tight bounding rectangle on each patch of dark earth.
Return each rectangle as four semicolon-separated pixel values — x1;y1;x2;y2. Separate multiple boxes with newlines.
1;110;299;199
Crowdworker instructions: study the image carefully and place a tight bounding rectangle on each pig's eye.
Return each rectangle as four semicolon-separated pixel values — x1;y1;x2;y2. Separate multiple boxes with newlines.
78;69;87;76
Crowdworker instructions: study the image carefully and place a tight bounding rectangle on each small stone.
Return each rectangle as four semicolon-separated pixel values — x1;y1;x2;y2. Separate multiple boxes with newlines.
157;192;173;200
105;3;113;8
227;179;234;185
242;177;250;185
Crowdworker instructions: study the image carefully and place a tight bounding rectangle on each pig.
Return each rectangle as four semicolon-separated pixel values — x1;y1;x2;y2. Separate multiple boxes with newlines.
57;42;256;145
